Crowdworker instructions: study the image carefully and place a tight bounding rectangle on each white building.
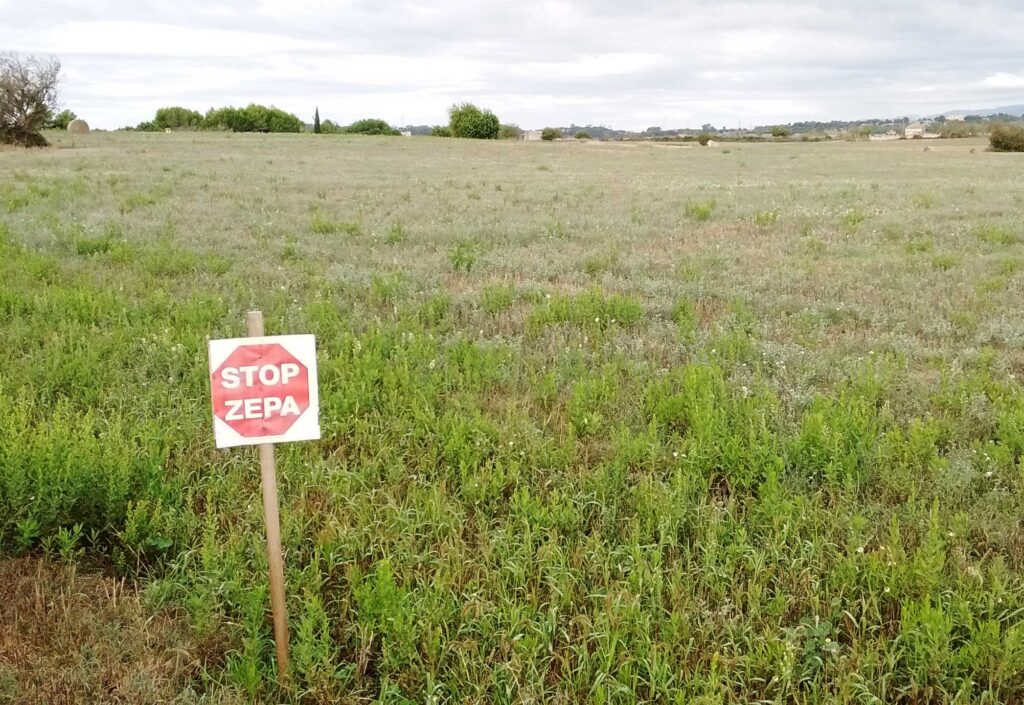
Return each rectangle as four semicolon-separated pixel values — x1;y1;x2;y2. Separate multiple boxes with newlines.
522;130;543;141
905;122;926;138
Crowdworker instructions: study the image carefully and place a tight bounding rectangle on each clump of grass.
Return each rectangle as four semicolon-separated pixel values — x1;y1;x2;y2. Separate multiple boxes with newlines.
385;222;407;245
911;191;937;209
975;224;1017;245
839;208;867;228
281;234;301;261
673;298;698;339
684;199;716;222
527;287;643;331
903;237;934;254
931;254;959;270
997;257;1021;276
544;220;568;239
310;212;360;236
119;192;158;214
582;250;619;277
448;239;479;272
71;222;124;256
753;209;779;226
370;272;404;306
480;283;515;315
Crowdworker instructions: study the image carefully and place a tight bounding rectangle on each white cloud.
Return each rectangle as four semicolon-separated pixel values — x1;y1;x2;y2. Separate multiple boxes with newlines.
982;72;1024;88
1;0;1023;129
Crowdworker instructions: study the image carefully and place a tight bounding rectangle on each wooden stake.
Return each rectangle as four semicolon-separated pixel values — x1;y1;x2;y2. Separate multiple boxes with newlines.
246;310;290;681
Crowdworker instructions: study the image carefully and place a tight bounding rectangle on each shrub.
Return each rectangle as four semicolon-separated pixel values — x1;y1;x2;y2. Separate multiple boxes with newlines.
448;103;500;139
541;127;561;141
202;104;302;133
448;239;478;272
0;53;61;147
154;106;203;131
574;130;591;140
45;109;77;130
480;284;515;314
498;124;522;140
320;119;342;134
345;119;399;136
684;199;716;222
771;125;791;138
430;125;453;137
527;288;643;331
989;123;1024;152
697;133;712;146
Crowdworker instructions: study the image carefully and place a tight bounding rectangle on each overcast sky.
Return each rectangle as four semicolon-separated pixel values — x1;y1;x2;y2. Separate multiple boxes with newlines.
3;1;1023;130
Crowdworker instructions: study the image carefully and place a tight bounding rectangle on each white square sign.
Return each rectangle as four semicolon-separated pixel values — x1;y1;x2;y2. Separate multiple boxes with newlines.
208;334;320;448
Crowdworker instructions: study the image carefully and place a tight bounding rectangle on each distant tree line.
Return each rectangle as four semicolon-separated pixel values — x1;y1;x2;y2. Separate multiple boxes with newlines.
132;106;410;136
132;105;303;133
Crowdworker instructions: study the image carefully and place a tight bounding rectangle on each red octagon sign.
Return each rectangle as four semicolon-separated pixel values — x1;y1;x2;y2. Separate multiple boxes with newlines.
210;343;311;438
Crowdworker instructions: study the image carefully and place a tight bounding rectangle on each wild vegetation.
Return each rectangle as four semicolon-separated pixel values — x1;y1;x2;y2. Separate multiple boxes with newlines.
2;133;1024;703
0;53;60;147
989;123;1024;152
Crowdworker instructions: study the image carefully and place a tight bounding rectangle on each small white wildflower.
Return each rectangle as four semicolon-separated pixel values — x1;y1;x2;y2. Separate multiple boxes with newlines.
856;546;864;554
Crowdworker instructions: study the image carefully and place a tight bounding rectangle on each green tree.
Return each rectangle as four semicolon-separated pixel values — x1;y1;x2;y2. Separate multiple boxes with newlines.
448;103;500;139
313;107;321;134
541;127;560;141
430;125;453;137
154;106;203;131
345;118;399;135
45;109;77;130
574;130;591;140
771;125;791;138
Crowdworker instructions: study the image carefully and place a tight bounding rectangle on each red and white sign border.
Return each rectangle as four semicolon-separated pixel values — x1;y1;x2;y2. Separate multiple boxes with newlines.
208;334;320;449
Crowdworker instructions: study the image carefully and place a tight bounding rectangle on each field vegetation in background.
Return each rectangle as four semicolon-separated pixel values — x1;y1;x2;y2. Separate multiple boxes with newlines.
2;133;1024;703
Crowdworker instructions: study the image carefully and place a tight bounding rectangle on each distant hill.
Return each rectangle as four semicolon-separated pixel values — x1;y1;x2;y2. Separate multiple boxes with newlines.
937;104;1024;118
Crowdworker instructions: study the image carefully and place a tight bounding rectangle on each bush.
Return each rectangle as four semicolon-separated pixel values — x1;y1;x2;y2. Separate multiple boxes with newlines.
320;119;343;134
430;125;453;137
574;130;591;140
448;103;500;139
201;104;302;133
989;123;1024;152
0;53;61;147
697;133;712;146
45;109;77;130
345;119;399;136
498;124;522;140
541;127;560;141
771;125;791;138
154;106;203;131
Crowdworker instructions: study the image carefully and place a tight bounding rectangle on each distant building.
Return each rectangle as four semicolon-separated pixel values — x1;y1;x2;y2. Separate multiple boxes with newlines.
522;129;543;141
905;122;926;138
400;130;412;137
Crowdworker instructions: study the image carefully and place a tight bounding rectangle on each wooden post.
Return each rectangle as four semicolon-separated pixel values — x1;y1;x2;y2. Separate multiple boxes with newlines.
246;310;290;681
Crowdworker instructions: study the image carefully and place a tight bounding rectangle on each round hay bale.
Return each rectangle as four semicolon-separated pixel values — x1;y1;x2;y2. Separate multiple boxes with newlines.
706;139;720;147
67;119;90;134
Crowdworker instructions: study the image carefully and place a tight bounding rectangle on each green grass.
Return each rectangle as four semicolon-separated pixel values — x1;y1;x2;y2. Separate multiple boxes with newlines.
2;132;1024;703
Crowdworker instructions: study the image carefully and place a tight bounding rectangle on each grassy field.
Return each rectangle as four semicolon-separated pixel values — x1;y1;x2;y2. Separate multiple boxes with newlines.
2;131;1024;703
